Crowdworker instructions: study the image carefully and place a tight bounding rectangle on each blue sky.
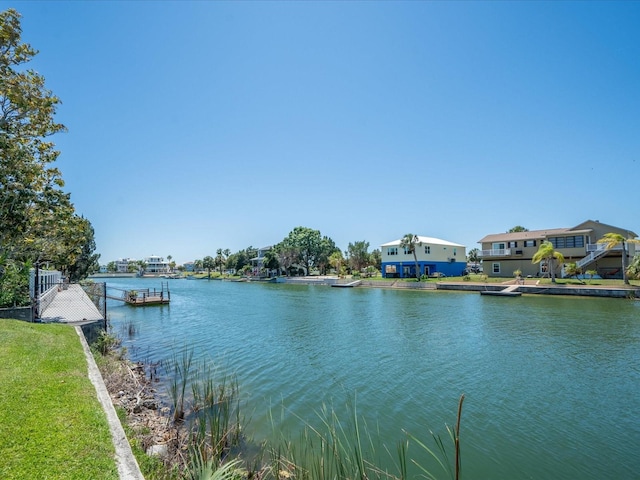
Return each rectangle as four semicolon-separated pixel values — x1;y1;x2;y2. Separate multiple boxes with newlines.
12;1;640;264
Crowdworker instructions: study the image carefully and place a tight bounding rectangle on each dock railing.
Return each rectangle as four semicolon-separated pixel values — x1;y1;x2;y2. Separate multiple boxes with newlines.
30;268;62;319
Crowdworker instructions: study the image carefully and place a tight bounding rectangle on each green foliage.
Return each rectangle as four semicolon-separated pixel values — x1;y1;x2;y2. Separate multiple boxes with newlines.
277;226;338;275
531;241;565;283
202;256;216;278
627;255;640;280
0;257;30;307
563;263;584;284
91;329;122;357
597;233;640;285
507;226;528;233
467;248;480;264
0;8;99;278
347;240;370;272
400;233;421;281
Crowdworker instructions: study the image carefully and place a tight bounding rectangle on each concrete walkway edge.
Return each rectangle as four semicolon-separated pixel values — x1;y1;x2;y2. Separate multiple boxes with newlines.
75;326;145;480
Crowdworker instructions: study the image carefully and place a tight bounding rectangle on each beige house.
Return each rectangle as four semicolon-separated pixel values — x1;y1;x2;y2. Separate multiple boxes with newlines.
478;220;638;278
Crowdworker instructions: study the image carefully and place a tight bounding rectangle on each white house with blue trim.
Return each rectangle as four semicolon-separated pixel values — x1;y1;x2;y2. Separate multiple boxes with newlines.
381;236;467;278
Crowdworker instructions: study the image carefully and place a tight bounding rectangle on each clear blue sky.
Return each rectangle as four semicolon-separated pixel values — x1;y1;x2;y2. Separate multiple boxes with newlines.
12;1;640;265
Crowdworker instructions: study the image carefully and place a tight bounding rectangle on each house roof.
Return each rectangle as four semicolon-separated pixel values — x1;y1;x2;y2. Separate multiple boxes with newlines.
381;236;465;248
477;219;638;244
477;228;570;244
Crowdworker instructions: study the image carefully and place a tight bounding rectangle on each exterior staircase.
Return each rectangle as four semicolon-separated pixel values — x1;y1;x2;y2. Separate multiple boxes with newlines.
576;244;620;270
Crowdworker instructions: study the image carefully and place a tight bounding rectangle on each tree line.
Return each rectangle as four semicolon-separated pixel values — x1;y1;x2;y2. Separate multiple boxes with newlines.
191;227;382;278
0;9;99;307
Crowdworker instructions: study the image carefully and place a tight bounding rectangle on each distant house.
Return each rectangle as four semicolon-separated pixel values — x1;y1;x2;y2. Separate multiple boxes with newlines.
144;255;170;274
99;265;108;273
477;219;638;278
116;258;133;273
183;261;195;272
381;236;467;278
250;246;275;276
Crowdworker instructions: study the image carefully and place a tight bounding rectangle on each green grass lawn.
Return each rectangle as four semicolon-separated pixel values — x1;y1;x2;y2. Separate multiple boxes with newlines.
0;320;118;480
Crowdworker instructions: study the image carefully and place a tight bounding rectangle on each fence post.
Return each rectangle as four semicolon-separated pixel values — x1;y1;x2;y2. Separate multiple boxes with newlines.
33;262;40;321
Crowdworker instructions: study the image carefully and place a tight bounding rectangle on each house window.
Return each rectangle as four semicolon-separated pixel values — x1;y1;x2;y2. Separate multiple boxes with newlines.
549;236;585;249
524;240;536;247
403;247;412;255
424;246;431;254
492;242;506;250
508;241;517;248
453;248;457;256
492;263;501;274
388;247;398;256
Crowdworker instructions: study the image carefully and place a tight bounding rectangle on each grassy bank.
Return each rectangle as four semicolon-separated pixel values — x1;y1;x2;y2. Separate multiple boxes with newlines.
0;320;118;480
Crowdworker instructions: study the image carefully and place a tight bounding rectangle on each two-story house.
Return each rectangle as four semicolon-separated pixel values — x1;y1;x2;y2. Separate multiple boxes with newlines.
381;236;467;278
144;255;170;274
478;220;638;278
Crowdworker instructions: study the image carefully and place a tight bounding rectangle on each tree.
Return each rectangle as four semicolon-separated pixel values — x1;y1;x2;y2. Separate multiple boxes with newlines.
64;217;100;282
370;249;382;271
262;249;280;276
531;241;565;283
0;9;98;282
276;246;299;276
278;227;327;276
216;248;224;274
202;256;215;279
328;251;344;276
597;233;640;285
467;248;480;264
563;262;584;284
627;255;640;281
400;233;421;281
508;226;529;233
347;240;370;273
1;9;67;259
317;236;339;275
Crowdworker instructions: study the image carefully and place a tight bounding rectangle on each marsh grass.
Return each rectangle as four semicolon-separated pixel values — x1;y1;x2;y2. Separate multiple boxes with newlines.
263;394;465;480
167;349;194;421
189;363;242;464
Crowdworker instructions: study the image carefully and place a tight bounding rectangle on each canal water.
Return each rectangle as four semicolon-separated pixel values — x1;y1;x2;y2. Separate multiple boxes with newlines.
105;277;640;479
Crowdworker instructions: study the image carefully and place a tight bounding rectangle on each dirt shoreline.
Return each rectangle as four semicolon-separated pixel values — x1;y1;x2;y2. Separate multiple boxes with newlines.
98;353;188;475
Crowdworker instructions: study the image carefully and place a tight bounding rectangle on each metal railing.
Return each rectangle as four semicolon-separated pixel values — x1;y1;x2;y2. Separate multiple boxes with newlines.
479;248;511;257
29;268;63;318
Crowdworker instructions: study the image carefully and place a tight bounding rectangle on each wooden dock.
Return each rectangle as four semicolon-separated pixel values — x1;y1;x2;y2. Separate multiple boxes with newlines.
106;282;170;306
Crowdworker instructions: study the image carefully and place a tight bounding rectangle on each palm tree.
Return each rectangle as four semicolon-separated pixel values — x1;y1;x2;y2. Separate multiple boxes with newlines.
531;241;565;283
216;248;224;275
563;262;584;284
400;233;421;281
597;233;640;285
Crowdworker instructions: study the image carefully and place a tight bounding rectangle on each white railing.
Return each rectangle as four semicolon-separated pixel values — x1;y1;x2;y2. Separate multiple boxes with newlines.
586;243;622;252
577;244;619;269
479;249;511;257
29;268;63;317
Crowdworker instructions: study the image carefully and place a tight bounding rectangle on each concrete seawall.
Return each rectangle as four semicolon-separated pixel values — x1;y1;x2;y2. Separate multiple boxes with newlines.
435;282;639;298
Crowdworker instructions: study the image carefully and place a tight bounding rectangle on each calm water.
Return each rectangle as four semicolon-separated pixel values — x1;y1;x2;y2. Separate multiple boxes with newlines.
105;278;640;479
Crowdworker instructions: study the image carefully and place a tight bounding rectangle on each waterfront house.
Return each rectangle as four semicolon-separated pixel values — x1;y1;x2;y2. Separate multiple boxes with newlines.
478;220;638;278
381;236;467;278
116;258;134;273
144;255;170;274
183;261;195;272
250;246;277;276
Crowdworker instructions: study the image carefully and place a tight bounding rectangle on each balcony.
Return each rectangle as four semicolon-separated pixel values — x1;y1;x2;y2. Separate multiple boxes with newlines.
479;248;511;258
586;243;622;252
